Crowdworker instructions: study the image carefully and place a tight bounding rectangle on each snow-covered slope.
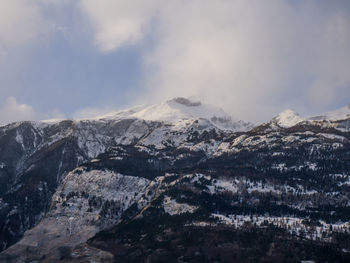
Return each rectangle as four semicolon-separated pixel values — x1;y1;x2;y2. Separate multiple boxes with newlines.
0;168;159;262
271;109;304;128
96;97;253;131
309;103;350;121
269;104;350;129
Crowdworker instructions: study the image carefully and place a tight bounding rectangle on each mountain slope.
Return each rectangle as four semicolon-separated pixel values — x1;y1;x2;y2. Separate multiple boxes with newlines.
309;103;350;121
0;100;350;262
2;116;350;261
0;98;251;251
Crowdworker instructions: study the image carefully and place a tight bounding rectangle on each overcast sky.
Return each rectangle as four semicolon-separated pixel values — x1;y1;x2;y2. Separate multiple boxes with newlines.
0;0;350;124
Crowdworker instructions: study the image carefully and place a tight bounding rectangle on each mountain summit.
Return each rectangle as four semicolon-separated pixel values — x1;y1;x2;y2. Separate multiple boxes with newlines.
97;97;254;131
272;109;304;128
309;103;350;121
270;103;350;128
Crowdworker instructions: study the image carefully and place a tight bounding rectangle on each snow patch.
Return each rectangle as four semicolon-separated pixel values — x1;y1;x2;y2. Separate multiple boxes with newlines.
163;196;198;215
212;213;350;242
317;133;346;141
15;130;24;149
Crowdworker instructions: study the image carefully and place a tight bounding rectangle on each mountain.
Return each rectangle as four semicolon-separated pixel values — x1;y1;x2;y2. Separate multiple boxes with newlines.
271;109;304;128
95;97;254;131
0;97;251;253
309;103;350;121
0;99;350;262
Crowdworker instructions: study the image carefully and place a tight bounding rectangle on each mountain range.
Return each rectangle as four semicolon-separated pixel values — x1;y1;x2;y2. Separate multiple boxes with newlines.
0;97;350;262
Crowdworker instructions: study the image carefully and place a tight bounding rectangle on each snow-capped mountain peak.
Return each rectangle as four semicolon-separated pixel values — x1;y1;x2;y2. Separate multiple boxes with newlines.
132;97;231;122
308;103;350;121
272;109;304;128
98;97;253;131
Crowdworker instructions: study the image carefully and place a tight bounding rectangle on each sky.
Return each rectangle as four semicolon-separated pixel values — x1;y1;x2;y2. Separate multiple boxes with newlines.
0;0;350;124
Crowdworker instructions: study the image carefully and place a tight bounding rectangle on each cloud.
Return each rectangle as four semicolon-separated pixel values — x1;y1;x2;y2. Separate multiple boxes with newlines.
1;1;349;123
0;0;48;49
0;97;38;125
0;97;64;125
78;0;350;122
78;0;160;52
0;0;76;52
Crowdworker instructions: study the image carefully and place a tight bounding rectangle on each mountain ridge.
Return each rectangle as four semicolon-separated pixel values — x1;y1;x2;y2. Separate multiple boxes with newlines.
3;97;350;132
0;99;350;262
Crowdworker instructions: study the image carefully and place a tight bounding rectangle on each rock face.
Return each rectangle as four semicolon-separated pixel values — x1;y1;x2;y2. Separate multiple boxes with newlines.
0;169;156;262
1;99;350;262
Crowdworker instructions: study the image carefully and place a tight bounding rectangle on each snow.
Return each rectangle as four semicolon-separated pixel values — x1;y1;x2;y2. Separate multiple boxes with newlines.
272;163;286;171
211;213;350;242
21;168;160;252
41;118;66;123
15;130;24;149
185;140;221;156
269;104;350;127
101;97;230;122
310;104;350;121
337;175;350;186
272;109;304;128
282;135;300;143
207;178;239;194
306;162;318;171
163;196;198;215
59;170;151;206
317;133;346;141
297;131;315;136
197;174;321;197
300;137;317;143
271;161;318;172
95;97;253;132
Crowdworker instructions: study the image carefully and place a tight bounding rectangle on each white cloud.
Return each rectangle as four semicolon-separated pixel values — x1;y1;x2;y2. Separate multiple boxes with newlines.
0;0;48;49
0;0;76;51
0;97;38;125
0;97;64;125
78;0;350;122
78;0;160;52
